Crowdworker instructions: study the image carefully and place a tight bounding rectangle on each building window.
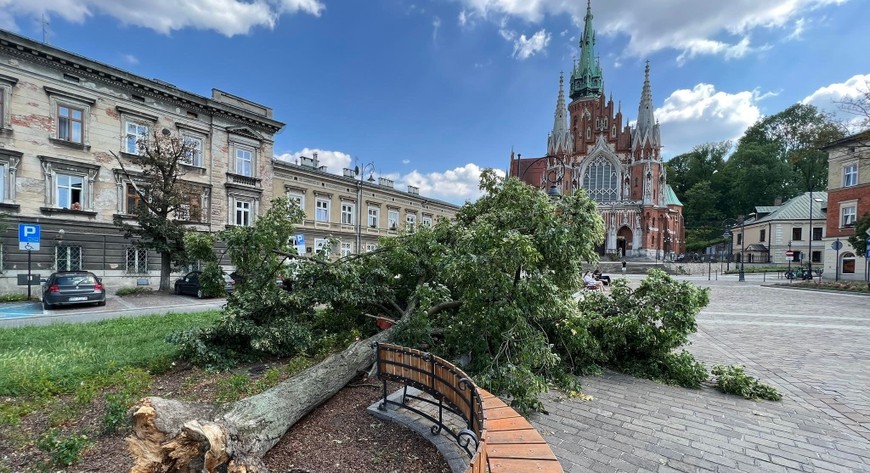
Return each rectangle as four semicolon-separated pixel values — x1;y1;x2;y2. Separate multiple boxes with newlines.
406;213;416;231
388;210;399;230
234;200;252;226
842;205;856;227
315;199;330;222
422;216;433;228
126;184;143;214
792;251;801;263
0;85;5;128
792;228;803;241
125;120;149;154
56;245;82;271
126;247;148;274
314;238;329;255
737;234;742;245
57;174;83;210
366;243;377;253
341;202;355;225
368;207;379;228
235;148;253;176
182;135;204;167
288;191;305;214
812;227;823;241
177;192;203;222
811;251;821;263
842;253;856;274
582;155;619;203
586;127;591;139
57;105;84;144
340;242;353;257
843;164;858;187
759;229;766;242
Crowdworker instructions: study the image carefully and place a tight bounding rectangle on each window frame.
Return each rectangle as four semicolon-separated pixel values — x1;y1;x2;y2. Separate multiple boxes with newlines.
234;147;254;177
843;163;858;187
57;104;84;144
125;247;149;274
234;199;252;227
0;151;20;204
812;227;823;241
287;191;305;215
314;238;329;255
422;215;433;228
181;134;204;168
315;198;330;222
124;119;150;155
759;229;766;242
406;213;417;231
55;245;83;271
39;155;100;211
791;227;803;241
388;210;400;230
368;206;380;228
841;205;856;228
177;191;204;222
56;173;85;210
340;242;353;257
340;202;355;226
366;243;378;253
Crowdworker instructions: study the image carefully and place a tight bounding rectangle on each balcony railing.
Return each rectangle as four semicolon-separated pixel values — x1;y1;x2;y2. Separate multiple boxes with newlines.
226;173;261;188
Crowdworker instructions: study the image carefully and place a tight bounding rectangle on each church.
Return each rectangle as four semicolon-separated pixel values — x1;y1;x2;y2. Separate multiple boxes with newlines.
510;1;685;260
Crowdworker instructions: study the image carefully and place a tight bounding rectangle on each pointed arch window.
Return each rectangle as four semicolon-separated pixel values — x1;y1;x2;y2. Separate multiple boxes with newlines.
586;127;591;140
583;155;619;203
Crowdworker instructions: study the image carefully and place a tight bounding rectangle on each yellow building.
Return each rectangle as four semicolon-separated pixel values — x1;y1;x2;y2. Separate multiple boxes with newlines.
273;156;460;256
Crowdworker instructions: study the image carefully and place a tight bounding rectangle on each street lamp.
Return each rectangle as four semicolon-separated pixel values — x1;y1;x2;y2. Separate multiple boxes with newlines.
807;190;824;280
787;241;792;274
737;213;756;282
354;162;376;254
515;153;571;199
722;218;737;274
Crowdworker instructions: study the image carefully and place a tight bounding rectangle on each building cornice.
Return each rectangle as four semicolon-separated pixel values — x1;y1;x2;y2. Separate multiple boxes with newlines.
0;30;284;134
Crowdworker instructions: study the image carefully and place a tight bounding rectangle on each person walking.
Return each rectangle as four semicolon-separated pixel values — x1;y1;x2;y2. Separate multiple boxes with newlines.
621;259;627;274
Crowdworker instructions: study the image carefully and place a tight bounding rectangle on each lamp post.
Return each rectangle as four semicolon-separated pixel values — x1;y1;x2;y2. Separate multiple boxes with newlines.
515;153;570;199
354;162;376;254
722;218;739;276
787;241;792;274
808;188;814;278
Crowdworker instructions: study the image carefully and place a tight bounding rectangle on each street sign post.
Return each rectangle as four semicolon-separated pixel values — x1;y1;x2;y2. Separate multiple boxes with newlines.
18;223;41;300
294;234;306;256
785;250;794;257
832;239;843;281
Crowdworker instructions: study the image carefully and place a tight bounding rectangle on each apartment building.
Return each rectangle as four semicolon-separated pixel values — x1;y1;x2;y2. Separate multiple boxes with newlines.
821;130;870;281
273;156;460;256
0;29;283;293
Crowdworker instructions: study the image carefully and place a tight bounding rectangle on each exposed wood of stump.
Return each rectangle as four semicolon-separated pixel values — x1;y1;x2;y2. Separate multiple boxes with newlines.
126;330;390;473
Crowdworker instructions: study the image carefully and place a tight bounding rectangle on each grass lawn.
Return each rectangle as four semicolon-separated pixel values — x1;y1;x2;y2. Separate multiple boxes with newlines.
0;310;221;397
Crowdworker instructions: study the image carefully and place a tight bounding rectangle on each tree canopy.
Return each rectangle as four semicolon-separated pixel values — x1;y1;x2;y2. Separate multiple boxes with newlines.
175;170;712;413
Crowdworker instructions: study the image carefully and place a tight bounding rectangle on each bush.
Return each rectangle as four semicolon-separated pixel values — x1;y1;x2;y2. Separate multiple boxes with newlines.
115;287;153;297
0;293;31;302
36;429;92;467
711;365;781;401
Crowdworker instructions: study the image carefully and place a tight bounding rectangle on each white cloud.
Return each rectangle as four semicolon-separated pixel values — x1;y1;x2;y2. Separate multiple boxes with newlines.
402;159;410;164
1;0;324;36
275;148;352;175
454;0;845;63
399;164;504;204
122;53;139;65
513;29;550;60
655;83;763;157
801;73;870;128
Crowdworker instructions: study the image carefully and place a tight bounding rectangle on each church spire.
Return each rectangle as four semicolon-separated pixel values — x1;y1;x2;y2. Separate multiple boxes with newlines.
548;72;574;156
632;60;661;154
570;0;603;100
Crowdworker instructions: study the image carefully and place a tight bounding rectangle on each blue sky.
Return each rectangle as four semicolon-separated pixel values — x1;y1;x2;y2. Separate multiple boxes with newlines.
2;0;869;204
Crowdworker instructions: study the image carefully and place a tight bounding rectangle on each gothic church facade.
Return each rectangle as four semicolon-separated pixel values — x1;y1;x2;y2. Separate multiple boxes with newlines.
510;1;684;259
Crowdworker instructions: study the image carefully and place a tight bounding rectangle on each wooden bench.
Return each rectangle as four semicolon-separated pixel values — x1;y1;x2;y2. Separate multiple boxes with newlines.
372;342;563;473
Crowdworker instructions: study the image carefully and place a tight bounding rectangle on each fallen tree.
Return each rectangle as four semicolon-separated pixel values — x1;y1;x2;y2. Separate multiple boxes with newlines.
127;329;391;473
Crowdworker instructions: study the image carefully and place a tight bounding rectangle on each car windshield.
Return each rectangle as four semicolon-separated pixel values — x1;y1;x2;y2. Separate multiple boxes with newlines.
56;275;96;285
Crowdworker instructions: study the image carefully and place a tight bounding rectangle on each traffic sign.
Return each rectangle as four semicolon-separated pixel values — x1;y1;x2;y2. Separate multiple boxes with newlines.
865;236;870;250
18;223;40;251
294;234;306;255
785;250;794;257
831;240;843;251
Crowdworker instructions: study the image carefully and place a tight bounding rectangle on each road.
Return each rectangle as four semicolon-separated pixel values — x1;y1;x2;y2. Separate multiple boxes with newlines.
536;274;870;472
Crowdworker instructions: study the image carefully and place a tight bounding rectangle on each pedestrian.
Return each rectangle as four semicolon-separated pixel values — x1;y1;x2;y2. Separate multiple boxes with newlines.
621;259;627;274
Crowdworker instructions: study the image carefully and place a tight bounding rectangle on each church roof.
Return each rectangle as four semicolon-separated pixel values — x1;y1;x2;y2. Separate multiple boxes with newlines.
664;185;683;207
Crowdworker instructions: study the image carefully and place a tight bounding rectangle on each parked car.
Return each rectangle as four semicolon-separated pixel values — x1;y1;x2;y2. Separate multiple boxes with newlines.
41;271;106;310
173;271;235;298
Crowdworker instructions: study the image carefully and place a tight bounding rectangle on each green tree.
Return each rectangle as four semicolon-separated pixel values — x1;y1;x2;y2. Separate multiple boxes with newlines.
847;213;870;257
113;130;197;291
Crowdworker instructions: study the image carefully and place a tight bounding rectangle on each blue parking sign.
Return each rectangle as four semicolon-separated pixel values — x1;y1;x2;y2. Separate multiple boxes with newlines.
18;223;40;251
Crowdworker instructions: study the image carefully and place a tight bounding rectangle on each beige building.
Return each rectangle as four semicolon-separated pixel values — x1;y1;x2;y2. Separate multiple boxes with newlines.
729;192;827;269
0;29;283;293
273;157;460;256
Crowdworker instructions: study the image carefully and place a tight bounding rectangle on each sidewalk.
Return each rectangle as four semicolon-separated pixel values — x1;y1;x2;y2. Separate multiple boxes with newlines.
0;292;225;328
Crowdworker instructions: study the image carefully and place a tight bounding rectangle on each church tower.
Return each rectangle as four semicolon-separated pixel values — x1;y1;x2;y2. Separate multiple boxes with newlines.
509;0;684;260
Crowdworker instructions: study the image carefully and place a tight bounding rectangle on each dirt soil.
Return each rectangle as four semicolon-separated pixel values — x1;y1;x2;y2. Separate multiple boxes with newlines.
0;363;450;473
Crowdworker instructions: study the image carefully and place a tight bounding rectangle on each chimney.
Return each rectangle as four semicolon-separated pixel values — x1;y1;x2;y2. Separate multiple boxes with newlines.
774;196;782;206
313;152;319;168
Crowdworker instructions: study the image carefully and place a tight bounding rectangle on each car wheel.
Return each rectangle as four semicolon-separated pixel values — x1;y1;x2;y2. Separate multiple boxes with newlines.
43;300;53;310
97;300;106;307
175;285;182;295
196;289;204;299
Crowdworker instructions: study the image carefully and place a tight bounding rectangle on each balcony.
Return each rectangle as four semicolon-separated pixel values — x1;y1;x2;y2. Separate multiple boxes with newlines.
225;172;262;190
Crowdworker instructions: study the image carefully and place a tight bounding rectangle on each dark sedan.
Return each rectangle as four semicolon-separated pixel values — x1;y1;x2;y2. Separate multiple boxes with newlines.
41;271;107;310
173;271;234;298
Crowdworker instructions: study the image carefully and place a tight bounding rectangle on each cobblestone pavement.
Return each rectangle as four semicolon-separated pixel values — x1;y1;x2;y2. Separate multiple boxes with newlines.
532;275;870;472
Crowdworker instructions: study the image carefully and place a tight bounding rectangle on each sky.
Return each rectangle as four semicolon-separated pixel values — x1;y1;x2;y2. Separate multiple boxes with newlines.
1;0;869;205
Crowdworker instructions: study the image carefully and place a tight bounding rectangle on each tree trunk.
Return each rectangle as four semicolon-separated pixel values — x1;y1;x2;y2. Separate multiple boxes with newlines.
160;252;172;292
126;329;391;473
